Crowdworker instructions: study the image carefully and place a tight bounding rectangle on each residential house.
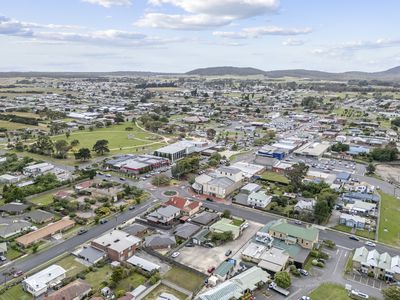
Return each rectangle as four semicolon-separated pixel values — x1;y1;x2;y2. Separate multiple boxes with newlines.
0;202;29;215
22;264;66;297
46;279;91;300
147;205;181;225
16;217;75;247
247;191;272;208
144;234;176;250
24;210;54;224
91;230;141;262
163;196;202;216
294;199;316;213
174;223;201;240
209;218;244;240
127;255;161;272
339;213;366;229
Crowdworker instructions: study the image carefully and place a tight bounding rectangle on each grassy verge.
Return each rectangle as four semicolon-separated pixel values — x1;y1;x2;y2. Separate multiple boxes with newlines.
378;191;400;246
309;283;350;300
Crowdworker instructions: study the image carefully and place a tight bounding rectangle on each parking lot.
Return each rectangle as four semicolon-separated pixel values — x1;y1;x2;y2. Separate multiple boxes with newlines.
175;221;262;273
348;273;386;290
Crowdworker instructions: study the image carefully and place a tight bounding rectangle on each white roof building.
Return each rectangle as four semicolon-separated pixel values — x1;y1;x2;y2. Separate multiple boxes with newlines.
22;264;66;297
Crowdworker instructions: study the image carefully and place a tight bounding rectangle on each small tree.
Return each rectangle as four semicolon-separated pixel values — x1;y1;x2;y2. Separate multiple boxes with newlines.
151;174;170;186
366;163;376;175
274;271;291;289
222;209;231;219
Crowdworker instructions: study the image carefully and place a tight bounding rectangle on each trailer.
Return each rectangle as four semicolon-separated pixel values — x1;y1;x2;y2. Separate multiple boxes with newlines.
269;282;290;296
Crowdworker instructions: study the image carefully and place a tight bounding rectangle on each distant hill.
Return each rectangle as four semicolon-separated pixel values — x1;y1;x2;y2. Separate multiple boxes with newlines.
186;66;266;76
186;66;400;81
1;66;400;81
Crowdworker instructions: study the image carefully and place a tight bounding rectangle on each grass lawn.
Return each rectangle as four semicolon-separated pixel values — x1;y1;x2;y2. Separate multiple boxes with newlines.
232;218;245;226
85;265;113;292
52;122;158;152
0;284;33;300
115;272;147;292
260;171;289;184
163;266;204;292
378;191;400;246
5;247;24;261
146;284;187;300
309;283;351;300
56;255;86;277
28;192;54;206
0;120;46;131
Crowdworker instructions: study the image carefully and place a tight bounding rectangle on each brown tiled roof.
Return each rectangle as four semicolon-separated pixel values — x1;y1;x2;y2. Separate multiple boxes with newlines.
16;217;75;246
46;279;91;300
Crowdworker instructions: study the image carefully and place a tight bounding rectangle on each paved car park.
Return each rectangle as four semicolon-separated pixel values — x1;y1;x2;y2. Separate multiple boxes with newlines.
349;274;386;290
175;221;261;273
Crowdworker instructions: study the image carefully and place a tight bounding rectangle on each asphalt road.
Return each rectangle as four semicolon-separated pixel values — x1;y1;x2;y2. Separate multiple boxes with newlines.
0;199;157;282
202;201;400;256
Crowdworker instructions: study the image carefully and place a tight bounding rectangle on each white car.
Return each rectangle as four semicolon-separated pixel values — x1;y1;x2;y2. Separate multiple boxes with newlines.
171;252;180;258
365;241;376;247
242;223;249;229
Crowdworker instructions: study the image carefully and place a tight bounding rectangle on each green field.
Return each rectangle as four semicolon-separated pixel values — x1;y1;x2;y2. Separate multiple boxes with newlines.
52;122;164;153
309;283;350;300
260;171;289;184
378;191;400;246
0;120;46;131
163;266;204;292
0;285;32;300
28;192;54;206
145;284;187;300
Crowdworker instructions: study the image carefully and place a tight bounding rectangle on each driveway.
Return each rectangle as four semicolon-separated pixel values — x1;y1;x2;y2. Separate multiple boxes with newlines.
175;221;261;273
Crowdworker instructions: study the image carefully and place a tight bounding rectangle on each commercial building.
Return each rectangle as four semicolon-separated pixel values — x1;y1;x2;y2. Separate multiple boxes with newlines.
105;154;169;174
91;230;141;262
23;162;54;177
294;141;331;158
22;264;66;297
209;218;244;240
154;140;214;162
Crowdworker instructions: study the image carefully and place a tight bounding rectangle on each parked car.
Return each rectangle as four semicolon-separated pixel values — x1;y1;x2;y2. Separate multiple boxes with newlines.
294;220;302;225
242;223;249;229
365;241;376;247
204;242;215;248
298;269;309;276
77;228;88;235
105;174;112;178
317;258;326;264
225;249;232;256
349;235;360;241
0;256;6;262
207;266;215;273
171;252;180;258
128;205;136;210
119;177;126;181
13;270;23;278
185;242;194;247
99;219;108;224
299;297;311;300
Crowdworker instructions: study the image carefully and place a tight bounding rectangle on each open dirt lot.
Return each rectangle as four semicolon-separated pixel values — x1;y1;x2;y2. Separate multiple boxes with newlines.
376;164;400;185
175;221;262;273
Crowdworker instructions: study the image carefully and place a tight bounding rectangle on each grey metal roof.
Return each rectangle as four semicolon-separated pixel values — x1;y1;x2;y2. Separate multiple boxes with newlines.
174;223;201;239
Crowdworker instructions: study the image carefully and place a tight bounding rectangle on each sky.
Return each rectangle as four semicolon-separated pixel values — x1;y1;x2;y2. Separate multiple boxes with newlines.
0;0;399;72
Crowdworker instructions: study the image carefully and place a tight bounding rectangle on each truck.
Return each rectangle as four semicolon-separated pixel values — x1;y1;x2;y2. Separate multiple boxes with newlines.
269;282;290;296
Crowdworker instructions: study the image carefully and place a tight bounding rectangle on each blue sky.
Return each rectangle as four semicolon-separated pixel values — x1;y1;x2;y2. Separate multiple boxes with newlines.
0;0;399;72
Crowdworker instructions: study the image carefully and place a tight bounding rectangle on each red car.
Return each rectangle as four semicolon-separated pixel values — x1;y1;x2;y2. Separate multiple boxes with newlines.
207;266;215;273
13;271;24;278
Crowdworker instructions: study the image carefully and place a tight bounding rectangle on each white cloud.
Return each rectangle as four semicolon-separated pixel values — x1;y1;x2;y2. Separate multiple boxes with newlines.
139;0;280;30
0;15;179;47
136;13;232;30
312;38;400;57
213;26;312;39
282;38;305;46
81;0;132;8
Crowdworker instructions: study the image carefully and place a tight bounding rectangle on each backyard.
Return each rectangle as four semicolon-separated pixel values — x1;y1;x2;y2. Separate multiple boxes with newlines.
260;171;289;184
56;255;87;277
309;283;351;300
378;191;400;246
85;265;113;291
163;266;205;292
115;272;147;292
146;284;187;300
0;284;32;300
28;192;54;206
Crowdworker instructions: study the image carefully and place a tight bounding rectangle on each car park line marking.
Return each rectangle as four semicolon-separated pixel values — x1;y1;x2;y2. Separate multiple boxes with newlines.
334;249;343;274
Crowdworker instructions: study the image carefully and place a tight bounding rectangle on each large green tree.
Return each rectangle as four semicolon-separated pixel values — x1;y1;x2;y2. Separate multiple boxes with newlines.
274;271;291;289
92;139;110;155
54;140;70;158
286;163;309;192
74;148;92;161
314;200;330;224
